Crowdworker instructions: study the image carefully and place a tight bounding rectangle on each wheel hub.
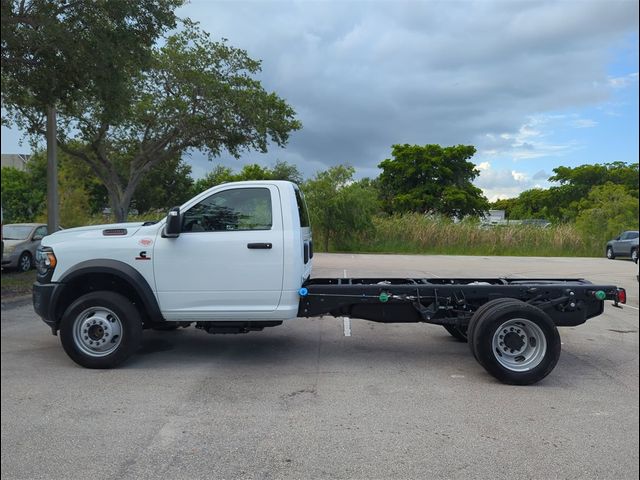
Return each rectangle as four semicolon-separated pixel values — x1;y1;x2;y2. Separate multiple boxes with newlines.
492;318;547;372
73;308;123;357
503;330;525;352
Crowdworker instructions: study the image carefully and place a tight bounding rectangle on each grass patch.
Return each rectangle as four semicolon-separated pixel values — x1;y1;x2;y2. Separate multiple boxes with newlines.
328;214;602;257
1;270;36;299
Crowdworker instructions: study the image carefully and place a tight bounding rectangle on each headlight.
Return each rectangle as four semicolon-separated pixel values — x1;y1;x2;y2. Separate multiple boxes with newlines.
36;247;57;276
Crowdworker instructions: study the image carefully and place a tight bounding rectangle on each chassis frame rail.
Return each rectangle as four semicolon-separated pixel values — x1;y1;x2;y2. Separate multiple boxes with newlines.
298;277;624;328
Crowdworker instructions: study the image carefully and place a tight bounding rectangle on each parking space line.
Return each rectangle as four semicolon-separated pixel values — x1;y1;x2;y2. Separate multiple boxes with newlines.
343;269;351;336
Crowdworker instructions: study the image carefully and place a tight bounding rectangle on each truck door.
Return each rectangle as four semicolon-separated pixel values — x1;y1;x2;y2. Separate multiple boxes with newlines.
153;185;284;319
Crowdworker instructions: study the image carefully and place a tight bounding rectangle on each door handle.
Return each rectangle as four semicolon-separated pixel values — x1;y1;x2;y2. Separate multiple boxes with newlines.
247;243;272;249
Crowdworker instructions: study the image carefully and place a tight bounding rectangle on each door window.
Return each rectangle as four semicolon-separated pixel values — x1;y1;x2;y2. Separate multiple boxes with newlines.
34;226;48;238
182;188;272;232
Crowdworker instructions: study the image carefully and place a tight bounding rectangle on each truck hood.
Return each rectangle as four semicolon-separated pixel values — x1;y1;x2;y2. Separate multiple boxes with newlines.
43;222;146;245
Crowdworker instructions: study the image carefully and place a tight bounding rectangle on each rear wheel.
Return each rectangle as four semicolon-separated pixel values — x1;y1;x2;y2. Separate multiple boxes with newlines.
606;246;615;259
60;291;142;368
443;324;467;342
468;300;561;385
468;298;519;363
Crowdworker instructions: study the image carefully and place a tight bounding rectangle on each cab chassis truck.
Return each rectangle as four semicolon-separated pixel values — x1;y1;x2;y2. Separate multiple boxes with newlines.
32;181;627;385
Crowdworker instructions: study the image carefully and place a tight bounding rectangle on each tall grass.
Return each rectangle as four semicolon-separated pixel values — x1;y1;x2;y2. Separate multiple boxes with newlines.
328;213;602;257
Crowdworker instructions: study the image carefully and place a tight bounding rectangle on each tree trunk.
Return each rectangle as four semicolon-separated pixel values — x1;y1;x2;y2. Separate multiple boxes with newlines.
46;105;59;232
108;175;144;222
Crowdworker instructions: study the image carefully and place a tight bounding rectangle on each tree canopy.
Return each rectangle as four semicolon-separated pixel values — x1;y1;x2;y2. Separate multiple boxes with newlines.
1;0;182;121
4;20;301;221
491;162;639;222
575;183;639;243
192;161;303;194
302;165;378;251
377;144;489;218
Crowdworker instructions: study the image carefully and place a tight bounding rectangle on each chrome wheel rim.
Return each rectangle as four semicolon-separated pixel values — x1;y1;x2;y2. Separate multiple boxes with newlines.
19;254;31;271
492;318;547;372
632;250;638;262
72;307;123;357
607;248;613;259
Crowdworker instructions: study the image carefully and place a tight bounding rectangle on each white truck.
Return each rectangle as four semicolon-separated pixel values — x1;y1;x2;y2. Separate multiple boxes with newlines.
33;180;626;385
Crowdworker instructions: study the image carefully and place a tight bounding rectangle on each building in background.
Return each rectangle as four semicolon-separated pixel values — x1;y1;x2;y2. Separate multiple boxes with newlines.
1;153;30;171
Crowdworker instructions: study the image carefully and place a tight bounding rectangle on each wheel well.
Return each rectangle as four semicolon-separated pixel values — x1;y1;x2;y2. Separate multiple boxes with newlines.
54;272;153;327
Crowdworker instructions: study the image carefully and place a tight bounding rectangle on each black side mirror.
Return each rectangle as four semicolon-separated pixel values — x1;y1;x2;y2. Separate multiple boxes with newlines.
163;207;181;238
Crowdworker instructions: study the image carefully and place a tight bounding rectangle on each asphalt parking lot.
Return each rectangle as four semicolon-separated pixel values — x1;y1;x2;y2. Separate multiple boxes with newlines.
1;254;638;480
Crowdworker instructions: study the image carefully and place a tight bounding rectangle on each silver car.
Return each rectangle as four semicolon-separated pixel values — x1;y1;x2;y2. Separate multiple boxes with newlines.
606;230;639;263
1;223;48;272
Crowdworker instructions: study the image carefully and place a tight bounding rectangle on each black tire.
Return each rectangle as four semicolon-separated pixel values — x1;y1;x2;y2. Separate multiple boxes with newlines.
632;248;638;264
606;246;615;260
17;252;32;272
59;291;143;369
468;298;520;363
443;324;468;342
469;300;561;385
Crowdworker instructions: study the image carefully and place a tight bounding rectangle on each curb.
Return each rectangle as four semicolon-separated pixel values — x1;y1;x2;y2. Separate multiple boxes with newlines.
1;294;32;310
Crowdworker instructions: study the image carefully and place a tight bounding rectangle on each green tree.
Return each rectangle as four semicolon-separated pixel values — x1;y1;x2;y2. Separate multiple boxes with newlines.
0;166;45;222
270;160;303;184
548;162;639;221
2;0;183;228
1;0;181;115
192;161;303;195
4;19;300;222
132;156;194;213
303;165;378;251
377;144;489;218
576;183;639;243
192;165;237;194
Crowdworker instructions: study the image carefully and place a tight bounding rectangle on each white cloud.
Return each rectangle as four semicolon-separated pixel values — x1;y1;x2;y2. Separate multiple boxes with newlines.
169;0;639;178
474;162;550;201
608;72;639;89
570;118;598;128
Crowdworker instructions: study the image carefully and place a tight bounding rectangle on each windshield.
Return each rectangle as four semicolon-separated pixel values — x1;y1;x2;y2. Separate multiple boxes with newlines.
2;225;33;240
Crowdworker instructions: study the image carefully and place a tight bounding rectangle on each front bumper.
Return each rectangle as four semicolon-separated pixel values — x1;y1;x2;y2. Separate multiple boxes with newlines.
32;282;58;331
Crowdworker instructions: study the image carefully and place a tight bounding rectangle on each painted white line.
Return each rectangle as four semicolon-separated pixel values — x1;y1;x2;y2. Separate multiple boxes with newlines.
343;317;352;337
342;269;352;336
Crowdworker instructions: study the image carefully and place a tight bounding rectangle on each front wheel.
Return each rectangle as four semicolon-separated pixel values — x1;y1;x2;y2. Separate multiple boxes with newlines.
468;300;561;385
17;252;32;272
59;291;142;368
632;248;638;264
606;247;615;259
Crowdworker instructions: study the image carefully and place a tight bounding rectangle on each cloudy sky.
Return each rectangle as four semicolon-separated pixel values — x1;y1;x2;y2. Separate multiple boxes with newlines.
2;0;638;200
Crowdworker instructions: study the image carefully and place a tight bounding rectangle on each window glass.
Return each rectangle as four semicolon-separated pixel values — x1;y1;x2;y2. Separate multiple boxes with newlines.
295;186;310;227
182;188;272;232
628;232;639;239
34;226;48;237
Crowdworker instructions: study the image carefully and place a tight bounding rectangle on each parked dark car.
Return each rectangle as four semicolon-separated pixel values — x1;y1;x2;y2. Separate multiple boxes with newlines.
606;230;639;263
1;223;48;272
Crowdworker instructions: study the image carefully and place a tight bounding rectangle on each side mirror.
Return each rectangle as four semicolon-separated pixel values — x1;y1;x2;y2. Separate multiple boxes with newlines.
163;207;181;238
33;235;43;241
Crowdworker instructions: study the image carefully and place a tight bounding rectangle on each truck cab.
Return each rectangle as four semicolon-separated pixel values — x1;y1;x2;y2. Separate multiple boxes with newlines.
33;181;312;367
